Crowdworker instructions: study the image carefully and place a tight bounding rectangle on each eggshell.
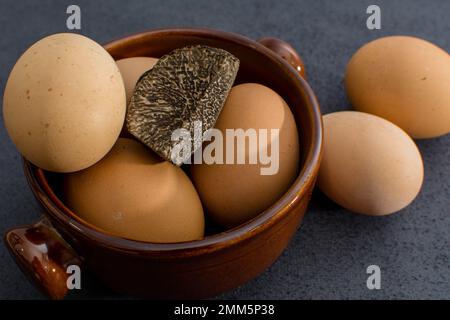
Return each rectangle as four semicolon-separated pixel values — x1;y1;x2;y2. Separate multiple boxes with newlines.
115;57;158;104
345;36;450;139
63;138;204;243
191;83;299;228
3;33;126;172
318;111;424;216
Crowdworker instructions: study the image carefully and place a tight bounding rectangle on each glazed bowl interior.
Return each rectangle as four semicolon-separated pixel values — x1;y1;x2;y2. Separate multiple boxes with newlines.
28;28;322;253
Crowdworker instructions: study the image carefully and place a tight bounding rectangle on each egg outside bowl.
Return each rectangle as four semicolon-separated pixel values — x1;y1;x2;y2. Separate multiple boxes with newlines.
4;28;323;299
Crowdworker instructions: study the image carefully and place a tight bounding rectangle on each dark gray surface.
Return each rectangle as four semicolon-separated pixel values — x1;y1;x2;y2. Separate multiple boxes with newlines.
0;0;449;300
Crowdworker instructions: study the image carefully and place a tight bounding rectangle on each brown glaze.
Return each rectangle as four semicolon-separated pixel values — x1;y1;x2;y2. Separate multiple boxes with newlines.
259;37;306;78
4;217;82;299
4;28;322;299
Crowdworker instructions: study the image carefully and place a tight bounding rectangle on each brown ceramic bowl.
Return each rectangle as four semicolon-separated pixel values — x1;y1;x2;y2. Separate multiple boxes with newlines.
4;28;322;299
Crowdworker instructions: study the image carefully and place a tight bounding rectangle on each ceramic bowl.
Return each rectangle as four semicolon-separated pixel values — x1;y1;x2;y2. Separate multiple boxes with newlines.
4;28;322;299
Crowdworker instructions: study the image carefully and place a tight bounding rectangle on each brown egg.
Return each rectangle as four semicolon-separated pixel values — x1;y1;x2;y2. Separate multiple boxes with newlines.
190;83;299;228
318;111;424;216
116;57;158;104
345;36;450;139
63;138;204;243
3;33;126;172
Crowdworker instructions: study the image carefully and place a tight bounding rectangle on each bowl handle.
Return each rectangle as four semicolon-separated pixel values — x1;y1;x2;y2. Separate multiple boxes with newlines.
4;216;82;299
258;37;306;78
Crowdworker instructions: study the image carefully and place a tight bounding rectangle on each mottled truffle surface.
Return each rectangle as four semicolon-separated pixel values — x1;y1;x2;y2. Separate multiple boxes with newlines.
126;45;239;163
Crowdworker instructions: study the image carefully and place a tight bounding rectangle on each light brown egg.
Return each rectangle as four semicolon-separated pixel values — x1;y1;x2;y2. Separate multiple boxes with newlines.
190;83;299;228
3;33;126;172
63;138;204;243
318;111;424;216
115;57;158;104
345;36;450;139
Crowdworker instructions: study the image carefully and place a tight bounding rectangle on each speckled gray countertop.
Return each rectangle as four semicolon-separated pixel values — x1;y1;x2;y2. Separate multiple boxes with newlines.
0;0;448;300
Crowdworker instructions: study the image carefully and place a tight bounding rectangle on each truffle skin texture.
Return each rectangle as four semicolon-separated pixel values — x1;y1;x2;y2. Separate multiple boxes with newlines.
126;45;240;163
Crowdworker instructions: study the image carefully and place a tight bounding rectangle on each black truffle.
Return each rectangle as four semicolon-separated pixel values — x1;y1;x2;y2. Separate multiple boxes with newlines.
126;45;239;164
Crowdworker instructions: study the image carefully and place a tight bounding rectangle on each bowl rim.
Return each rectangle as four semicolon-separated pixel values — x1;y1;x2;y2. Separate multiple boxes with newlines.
24;27;323;256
